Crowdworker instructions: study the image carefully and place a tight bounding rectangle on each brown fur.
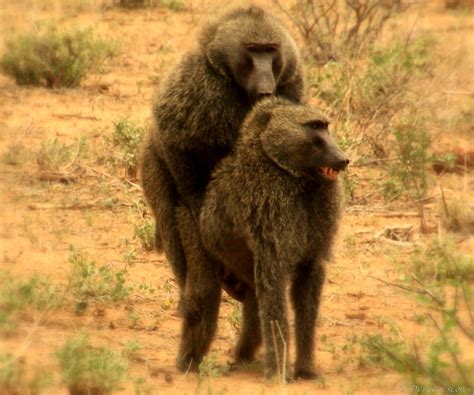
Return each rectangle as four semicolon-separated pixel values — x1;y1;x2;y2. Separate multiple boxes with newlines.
177;98;348;379
140;7;305;307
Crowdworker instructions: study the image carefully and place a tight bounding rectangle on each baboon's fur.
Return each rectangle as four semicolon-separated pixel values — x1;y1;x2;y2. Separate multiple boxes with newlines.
140;6;305;296
177;98;348;378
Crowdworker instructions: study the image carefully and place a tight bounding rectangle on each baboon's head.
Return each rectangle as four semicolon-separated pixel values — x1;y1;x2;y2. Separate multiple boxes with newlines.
249;99;349;182
202;7;300;102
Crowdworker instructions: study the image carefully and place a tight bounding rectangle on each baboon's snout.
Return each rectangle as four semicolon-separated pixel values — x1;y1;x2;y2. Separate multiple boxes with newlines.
332;156;350;171
318;146;349;181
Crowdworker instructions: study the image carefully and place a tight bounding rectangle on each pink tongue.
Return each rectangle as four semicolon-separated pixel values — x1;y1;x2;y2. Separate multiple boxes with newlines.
322;167;339;180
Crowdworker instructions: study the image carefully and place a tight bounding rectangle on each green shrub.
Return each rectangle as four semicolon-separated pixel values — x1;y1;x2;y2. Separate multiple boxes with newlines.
67;246;130;313
439;193;474;234
133;219;155;251
0;272;57;334
409;238;474;284
198;353;229;379
312;37;433;158
0;353;51;395
360;238;474;388
158;0;185;11
1;25;119;88
385;110;433;231
110;118;145;179
56;333;128;394
118;0;185;10
37;137;89;172
360;316;473;388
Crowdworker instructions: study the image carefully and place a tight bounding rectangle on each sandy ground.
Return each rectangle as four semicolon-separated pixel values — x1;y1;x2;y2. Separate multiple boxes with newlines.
0;0;473;394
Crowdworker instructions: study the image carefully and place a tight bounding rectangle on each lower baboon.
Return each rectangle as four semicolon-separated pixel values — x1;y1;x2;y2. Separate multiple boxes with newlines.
176;98;349;379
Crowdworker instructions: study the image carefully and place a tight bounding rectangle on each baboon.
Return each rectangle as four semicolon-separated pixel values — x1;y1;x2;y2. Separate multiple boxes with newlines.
176;98;349;379
140;6;305;297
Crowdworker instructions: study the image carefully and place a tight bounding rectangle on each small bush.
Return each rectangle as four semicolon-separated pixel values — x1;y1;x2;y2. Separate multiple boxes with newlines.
361;238;474;388
0;272;57;334
360;317;473;389
409;238;474;283
198;353;229;379
385;110;433;231
117;0;185;11
312;37;433;159
56;333;128;395
37;137;89;172
0;353;51;395
439;193;474;234
133;220;155;251
110;118;145;179
67;246;130;313
1;144;26;166
274;0;406;64
1;25;119;88
158;0;185;11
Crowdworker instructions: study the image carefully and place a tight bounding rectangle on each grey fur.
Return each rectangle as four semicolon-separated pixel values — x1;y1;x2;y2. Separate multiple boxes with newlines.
177;98;348;379
140;7;305;300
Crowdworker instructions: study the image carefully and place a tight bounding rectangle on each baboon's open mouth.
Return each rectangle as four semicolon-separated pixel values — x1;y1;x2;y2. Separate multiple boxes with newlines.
318;166;339;180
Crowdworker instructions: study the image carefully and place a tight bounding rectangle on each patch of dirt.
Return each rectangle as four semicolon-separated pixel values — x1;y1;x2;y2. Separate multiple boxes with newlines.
0;1;472;394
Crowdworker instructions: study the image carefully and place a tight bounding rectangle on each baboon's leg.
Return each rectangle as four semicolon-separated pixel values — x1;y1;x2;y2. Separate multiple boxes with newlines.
140;139;187;290
176;209;221;372
254;255;290;379
291;260;325;380
235;288;262;362
158;201;187;290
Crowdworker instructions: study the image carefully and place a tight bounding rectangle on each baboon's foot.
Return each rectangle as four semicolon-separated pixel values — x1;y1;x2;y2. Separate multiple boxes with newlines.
293;367;318;380
176;352;201;373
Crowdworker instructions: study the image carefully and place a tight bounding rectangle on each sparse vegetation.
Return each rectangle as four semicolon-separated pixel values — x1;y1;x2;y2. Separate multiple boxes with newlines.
122;339;143;361
439;192;474;234
409;237;474;283
67;246;130;313
110;118;146;179
117;0;185;11
198;353;230;380
273;0;407;64
1;144;26;166
159;0;185;11
56;333;128;395
0;25;119;88
134;219;155;251
312;37;433;159
360;314;473;388
385;109;433;231
359;237;474;388
0;1;472;393
0;353;51;395
0;272;58;334
226;299;241;338
160;279;175;310
37;137;89;173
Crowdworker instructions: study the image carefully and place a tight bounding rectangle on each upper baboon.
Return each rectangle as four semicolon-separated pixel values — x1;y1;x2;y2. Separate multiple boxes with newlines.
140;6;305;296
177;98;349;378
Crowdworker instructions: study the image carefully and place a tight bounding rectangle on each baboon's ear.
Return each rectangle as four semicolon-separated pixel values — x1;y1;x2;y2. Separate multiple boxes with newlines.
254;110;272;130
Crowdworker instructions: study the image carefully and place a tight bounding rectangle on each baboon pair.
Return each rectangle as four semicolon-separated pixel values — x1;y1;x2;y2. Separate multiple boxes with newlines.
140;6;348;380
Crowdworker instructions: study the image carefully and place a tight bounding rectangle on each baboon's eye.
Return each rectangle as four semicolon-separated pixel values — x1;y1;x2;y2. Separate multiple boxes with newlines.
245;43;279;53
308;120;328;130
